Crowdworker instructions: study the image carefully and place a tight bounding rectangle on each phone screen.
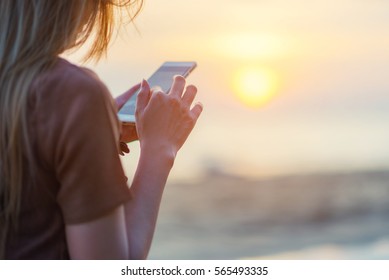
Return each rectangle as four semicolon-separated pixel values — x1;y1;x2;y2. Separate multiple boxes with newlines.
118;62;196;121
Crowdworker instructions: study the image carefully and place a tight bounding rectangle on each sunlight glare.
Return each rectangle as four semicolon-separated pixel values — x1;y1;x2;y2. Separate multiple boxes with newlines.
233;67;279;108
215;33;288;60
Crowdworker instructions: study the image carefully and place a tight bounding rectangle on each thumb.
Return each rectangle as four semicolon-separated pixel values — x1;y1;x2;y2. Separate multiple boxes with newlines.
116;83;141;109
136;79;151;112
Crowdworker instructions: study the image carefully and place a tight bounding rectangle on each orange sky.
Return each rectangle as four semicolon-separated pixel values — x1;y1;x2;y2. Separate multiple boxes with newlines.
67;0;389;180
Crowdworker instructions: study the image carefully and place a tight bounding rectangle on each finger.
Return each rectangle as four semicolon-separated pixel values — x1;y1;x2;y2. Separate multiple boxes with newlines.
151;86;163;94
136;79;151;112
116;83;141;109
169;75;186;98
148;89;165;107
190;102;203;121
181;85;197;108
120;123;139;142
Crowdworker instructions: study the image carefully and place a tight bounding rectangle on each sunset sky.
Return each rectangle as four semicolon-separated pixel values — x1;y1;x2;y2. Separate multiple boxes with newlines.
67;0;389;181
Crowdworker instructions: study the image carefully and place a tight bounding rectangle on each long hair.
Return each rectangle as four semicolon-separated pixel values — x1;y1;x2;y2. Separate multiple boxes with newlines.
0;0;143;258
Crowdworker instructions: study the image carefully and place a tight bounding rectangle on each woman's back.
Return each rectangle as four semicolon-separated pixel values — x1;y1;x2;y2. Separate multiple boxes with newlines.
4;58;131;259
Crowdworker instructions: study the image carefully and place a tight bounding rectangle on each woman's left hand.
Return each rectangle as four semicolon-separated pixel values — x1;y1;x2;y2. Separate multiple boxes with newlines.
115;83;141;145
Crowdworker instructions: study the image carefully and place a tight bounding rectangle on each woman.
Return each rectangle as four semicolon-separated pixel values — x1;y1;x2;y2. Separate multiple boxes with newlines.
0;0;202;259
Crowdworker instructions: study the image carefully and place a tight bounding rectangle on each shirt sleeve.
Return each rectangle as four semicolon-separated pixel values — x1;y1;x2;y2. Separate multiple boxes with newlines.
34;61;132;224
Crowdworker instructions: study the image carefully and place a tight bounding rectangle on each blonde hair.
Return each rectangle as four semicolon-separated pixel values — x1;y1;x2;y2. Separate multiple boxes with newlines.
0;0;143;258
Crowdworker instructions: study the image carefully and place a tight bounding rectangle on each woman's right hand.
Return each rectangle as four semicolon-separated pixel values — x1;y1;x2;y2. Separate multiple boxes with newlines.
135;76;203;163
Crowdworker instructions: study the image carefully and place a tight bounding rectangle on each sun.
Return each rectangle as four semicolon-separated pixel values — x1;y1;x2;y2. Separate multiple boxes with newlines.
233;67;279;108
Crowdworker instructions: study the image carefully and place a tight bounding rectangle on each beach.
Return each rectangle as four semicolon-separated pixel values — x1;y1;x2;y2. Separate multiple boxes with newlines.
149;170;389;259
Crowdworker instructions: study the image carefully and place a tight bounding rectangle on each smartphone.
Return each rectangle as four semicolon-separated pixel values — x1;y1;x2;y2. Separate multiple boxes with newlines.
118;61;197;123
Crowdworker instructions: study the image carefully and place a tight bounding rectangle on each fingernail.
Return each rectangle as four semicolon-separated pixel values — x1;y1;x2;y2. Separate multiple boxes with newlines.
141;79;147;88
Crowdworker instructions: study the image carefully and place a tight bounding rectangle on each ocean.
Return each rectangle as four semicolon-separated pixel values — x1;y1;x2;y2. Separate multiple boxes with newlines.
148;170;389;259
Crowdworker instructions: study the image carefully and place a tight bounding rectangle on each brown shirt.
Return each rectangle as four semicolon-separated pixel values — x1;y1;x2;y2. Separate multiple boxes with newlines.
4;58;132;259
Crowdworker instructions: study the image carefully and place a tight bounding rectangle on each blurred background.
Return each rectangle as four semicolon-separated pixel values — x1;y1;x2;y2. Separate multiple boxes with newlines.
66;0;389;259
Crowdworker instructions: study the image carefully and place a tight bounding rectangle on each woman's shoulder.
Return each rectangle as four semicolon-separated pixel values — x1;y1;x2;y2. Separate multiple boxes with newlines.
36;58;107;97
30;57;114;114
56;58;101;84
29;57;121;165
